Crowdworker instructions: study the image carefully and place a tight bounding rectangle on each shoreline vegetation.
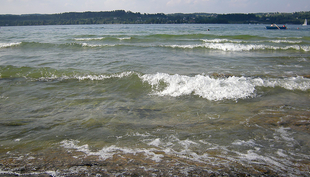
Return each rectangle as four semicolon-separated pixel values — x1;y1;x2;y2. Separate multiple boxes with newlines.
0;10;309;26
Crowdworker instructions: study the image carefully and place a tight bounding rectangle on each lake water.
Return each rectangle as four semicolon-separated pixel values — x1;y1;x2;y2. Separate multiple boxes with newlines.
0;24;310;176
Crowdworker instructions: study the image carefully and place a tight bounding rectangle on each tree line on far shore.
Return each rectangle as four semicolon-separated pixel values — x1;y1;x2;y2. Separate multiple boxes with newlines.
1;10;309;26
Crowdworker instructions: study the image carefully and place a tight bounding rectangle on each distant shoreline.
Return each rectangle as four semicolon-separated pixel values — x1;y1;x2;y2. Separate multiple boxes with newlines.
1;10;309;26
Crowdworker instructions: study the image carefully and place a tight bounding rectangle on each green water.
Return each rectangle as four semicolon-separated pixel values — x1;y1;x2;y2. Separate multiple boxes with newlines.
0;24;310;176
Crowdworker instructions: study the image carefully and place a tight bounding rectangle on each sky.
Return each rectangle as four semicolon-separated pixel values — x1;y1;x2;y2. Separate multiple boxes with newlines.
0;0;309;15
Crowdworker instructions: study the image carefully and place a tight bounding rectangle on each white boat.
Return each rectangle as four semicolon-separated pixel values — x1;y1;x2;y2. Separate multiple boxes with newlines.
302;19;307;26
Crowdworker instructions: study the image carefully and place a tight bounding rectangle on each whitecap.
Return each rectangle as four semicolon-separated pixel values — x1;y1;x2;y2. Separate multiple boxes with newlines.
253;76;310;91
37;71;134;81
74;37;105;41
118;37;131;40
201;39;244;43
81;43;114;47
270;40;303;44
204;43;267;51
141;73;310;101
140;73;256;101
0;42;22;48
164;43;310;52
164;44;202;49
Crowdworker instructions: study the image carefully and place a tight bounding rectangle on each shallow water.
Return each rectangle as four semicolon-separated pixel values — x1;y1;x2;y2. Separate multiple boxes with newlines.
0;24;310;176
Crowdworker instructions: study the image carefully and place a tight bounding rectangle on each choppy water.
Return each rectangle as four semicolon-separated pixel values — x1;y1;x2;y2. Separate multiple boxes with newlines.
0;24;310;176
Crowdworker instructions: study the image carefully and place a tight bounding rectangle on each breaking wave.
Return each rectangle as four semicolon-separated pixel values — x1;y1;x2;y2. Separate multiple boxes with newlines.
0;42;22;48
1;66;309;101
164;43;310;51
74;37;105;41
140;73;310;100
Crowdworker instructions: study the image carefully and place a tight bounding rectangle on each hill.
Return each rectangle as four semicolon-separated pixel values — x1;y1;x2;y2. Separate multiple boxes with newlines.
0;10;309;26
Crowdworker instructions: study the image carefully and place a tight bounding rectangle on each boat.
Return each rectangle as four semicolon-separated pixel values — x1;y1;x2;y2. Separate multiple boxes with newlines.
266;24;287;29
302;19;307;26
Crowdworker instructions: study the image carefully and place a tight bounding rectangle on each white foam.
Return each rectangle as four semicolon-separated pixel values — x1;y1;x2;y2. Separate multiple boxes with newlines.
0;170;18;176
75;37;105;41
165;44;202;49
232;139;258;147
140;73;256;101
38;74;66;81
277;149;288;157
165;43;267;51
270;40;302;44
253;76;310;91
238;150;286;170
45;171;58;177
118;37;131;40
0;42;21;48
0;170;48;177
140;73;310;101
201;39;232;43
202;39;303;44
38;71;134;81
202;38;247;44
59;137;307;176
37;72;310;100
81;43;115;47
147;138;161;147
164;43;310;51
300;45;310;52
178;139;198;149
60;138;205;164
60;140;164;162
126;132;151;137
275;127;295;142
206;43;267;51
77;72;133;81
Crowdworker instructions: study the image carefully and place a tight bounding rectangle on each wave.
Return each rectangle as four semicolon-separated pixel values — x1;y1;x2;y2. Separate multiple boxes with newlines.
118;37;131;40
74;36;132;41
0;42;62;49
140;73;310;100
2;35;308;52
198;38;309;51
80;43;116;47
1;66;309;101
0;42;22;48
141;73;256;100
144;34;276;41
74;37;105;41
146;33;208;39
201;38;303;44
72;34;290;43
164;43;310;52
0;66;135;81
0;41;120;49
269;40;303;44
58;134;308;176
201;39;243;43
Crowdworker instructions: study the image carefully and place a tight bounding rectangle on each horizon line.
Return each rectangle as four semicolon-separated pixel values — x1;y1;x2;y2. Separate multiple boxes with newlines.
1;10;309;16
